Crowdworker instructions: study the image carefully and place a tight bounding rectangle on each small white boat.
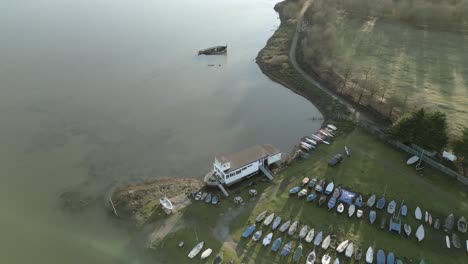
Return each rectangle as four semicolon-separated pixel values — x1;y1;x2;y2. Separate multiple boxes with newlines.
387;200;396;214
415;207;422;220
263;213;275;226
357;210;363;218
348;204;356;217
256;211;268;222
322;254;331;264
200;248;212;260
425;211;429;223
159;196;173;210
252;230;263;241
319;130;331;138
299;225;309;239
328;124;337;131
301;142;312;151
336;240;349;253
188;241;205;259
321;235;331;250
345;242;354;258
407;155;419;165
345;146;350;157
306;249;316;264
298;188;308;197
306;138;318;145
337;203;344;214
288;221;298;235
305;229;315;243
415;224;425;242
333;257;340;264
404;224;412;236
302;141;315;149
466;240;468;252
272;216;282;230
313;231;323;246
446;235;451;249
365;246;373;264
325;182;335;194
262;232;273;246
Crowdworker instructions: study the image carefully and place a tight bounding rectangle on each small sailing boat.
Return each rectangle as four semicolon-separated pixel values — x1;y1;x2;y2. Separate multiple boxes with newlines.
279;220;291;233
337;203;345;214
305;228;315;243
401;204;408;216
263;213;275;226
306;249;316;264
313;231;323;246
271;237;282;252
281;241;293;256
252;230;263;241
369;210;377;224
299;225;309;239
262;232;273;246
293;243;303;262
345;242;354;258
256;211;268;222
322;254;331;264
288;221;299;236
366;246;373;264
376;195;386;210
200;248;212;260
272;216;282;230
241;224;256;238
366;194;376;207
321;235;331;250
336;240;349;253
415;224;425;242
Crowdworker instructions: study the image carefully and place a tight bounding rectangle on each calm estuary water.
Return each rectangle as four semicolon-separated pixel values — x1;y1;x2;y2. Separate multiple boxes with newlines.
0;0;322;263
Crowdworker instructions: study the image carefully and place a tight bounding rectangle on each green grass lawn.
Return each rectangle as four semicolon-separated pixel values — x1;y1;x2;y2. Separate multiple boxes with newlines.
153;128;468;263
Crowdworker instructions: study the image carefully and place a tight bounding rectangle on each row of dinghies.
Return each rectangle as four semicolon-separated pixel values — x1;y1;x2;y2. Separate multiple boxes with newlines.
241;210;424;263
298;124;337;153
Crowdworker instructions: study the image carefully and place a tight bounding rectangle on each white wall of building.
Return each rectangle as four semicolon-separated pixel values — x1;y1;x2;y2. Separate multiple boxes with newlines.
223;161;259;185
268;153;281;165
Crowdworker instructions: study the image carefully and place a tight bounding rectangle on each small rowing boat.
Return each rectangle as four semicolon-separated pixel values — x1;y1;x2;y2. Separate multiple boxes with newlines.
357;209;363;218
387;200;396;214
404;224;411;236
241;224;256;238
376;196;386;210
306;193;318;202
293;243;303;262
159;196;173;210
457;216;467;233
299;225;309;239
328;196;337;210
401;204;408;216
306;249;316;264
252;230;262;241
325;181;335;195
452;233;461;249
445;235;451;248
200;248;212;260
322;254;331;264
345;146;350;157
377;249;385;264
337;203;344;214
281;241;292;256
407;155;419;165
262;232;273;246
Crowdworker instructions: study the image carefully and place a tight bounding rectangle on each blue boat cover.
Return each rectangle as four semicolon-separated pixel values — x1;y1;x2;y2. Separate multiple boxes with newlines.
338;189;356;205
387;252;395;264
377;250;385;264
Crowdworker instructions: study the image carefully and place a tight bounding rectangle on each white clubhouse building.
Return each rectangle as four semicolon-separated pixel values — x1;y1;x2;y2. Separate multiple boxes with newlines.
212;144;282;186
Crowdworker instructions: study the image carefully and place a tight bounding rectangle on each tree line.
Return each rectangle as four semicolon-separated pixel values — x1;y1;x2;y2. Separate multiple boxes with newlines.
390;108;468;173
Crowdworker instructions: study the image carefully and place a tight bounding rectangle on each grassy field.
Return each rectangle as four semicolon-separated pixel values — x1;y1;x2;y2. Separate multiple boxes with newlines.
300;11;468;134
151;128;468;263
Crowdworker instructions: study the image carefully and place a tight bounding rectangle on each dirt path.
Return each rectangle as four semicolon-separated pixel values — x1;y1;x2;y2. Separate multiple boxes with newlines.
289;0;375;126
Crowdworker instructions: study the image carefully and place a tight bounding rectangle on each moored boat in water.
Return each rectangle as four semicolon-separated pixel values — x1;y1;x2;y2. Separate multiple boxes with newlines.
198;45;227;55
